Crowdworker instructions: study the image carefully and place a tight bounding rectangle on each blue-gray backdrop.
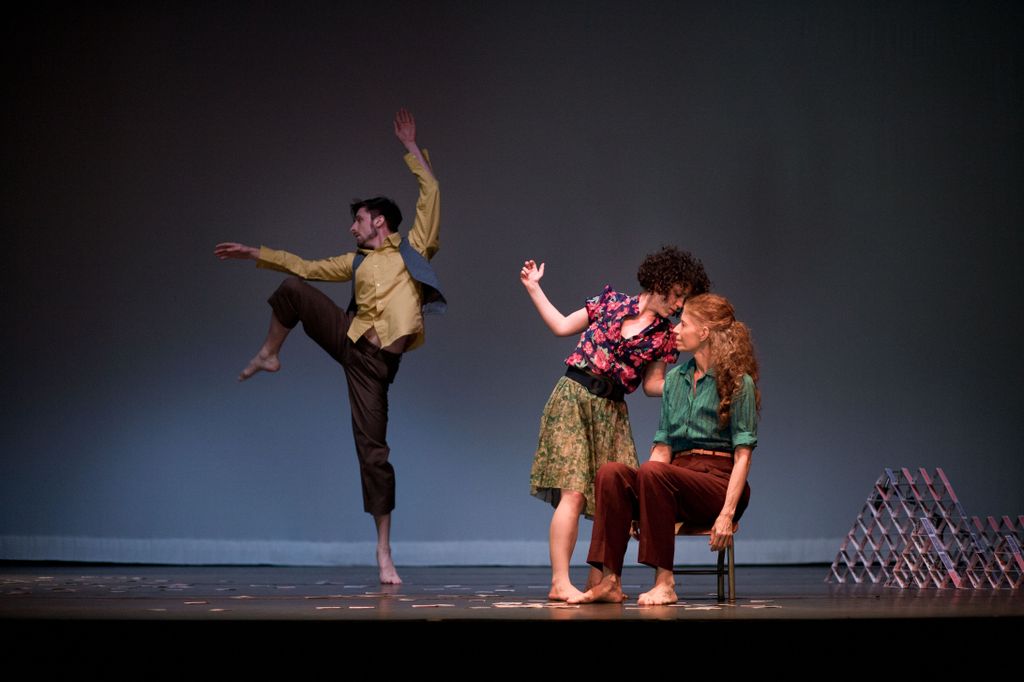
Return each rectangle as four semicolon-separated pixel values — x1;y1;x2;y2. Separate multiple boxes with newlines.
3;1;1021;566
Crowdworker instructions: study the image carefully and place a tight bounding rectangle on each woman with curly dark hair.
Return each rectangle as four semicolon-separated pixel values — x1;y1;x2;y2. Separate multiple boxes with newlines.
571;293;760;605
519;246;710;601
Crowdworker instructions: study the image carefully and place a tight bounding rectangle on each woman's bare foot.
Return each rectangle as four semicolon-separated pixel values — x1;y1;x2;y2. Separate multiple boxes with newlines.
637;583;678;605
569;573;624;604
582;567;628;599
549;579;585;602
239;350;280;381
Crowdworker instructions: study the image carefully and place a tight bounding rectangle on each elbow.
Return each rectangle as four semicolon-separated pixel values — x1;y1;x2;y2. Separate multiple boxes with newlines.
546;319;573;336
553;324;580;337
641;378;664;397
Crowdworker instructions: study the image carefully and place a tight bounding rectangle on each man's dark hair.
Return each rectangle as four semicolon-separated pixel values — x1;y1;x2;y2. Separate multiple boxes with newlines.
351;197;402;232
636;245;711;296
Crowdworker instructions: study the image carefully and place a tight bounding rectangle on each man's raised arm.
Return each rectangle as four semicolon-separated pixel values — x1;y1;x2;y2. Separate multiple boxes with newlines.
395;108;440;259
215;241;354;281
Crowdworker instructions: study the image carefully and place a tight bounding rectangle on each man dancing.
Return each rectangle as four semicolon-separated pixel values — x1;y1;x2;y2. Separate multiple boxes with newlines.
214;109;441;584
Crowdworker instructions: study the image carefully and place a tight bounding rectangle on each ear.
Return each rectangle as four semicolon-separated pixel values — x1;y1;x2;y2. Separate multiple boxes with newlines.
699;326;710;342
372;215;386;230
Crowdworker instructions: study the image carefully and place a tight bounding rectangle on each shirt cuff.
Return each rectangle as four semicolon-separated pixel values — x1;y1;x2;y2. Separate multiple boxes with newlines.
255;245;277;268
731;433;758;450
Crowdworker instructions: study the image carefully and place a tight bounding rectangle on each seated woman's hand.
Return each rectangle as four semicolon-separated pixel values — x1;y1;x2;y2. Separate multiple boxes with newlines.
709;513;735;552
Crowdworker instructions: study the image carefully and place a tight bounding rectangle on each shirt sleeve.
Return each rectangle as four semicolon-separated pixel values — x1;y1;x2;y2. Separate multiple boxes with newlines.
652;367;678;445
730;374;758;450
404;149;440;260
256;246;355;282
585;285;614;323
655;329;679;364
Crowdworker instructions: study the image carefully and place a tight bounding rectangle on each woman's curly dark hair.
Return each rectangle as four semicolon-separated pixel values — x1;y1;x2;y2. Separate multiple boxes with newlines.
636;246;711;296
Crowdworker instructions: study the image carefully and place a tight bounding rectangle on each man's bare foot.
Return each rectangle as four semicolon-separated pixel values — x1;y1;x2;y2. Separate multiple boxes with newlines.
637;583;678;605
377;546;402;585
569;574;624;604
548;580;586;602
239;350;280;381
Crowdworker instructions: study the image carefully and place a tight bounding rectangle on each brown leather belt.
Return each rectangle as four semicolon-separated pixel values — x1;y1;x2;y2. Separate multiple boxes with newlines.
674;448;733;459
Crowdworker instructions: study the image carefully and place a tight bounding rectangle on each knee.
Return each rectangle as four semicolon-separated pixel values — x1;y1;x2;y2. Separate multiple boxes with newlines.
269;276;308;313
638;460;671;475
596;462;631;482
637;460;672;486
558;490;587;513
595;462;633;491
355;437;390;465
276;276;306;297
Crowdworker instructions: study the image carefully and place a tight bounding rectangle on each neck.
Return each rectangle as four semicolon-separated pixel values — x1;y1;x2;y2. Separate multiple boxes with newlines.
635;292;657;319
362;231;390;250
693;347;711;376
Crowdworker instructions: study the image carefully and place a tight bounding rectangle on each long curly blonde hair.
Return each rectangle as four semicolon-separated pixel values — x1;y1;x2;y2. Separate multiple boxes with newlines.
684;294;760;429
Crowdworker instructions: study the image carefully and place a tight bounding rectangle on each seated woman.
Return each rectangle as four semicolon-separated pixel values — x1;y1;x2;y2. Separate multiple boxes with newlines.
570;293;760;605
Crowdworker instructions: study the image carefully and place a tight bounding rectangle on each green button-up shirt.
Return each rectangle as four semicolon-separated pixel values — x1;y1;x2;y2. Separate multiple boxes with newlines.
652;358;758;453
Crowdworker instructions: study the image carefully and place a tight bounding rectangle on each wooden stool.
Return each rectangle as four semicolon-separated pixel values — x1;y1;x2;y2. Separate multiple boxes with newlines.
672;522;738;602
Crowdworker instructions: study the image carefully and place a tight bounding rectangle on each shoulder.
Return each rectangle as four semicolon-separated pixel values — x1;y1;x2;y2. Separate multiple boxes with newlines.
736;373;756;397
600;286;635;310
664;362;689;387
586;284;616;307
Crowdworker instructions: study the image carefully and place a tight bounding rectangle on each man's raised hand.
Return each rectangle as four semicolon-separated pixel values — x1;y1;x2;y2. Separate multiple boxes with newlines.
394;108;416;145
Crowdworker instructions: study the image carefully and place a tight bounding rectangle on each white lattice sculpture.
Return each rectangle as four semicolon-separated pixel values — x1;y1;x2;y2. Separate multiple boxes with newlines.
829;468;1019;589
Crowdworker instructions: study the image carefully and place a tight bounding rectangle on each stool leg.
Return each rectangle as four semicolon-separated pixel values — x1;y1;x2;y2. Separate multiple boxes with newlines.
727;544;736;603
716;549;725;601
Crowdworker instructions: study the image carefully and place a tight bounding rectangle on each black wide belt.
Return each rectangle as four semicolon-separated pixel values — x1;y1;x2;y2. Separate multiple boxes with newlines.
565;366;625;402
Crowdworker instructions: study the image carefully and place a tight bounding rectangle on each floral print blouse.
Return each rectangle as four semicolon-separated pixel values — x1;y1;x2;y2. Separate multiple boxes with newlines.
564;285;679;394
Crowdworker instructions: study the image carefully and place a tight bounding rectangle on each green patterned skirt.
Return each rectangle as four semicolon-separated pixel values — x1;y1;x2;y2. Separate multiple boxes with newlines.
530;376;639;518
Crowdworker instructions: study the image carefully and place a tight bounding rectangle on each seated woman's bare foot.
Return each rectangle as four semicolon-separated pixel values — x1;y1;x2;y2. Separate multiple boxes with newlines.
377;547;402;585
549;580;585;602
239;351;280;381
637;583;678;606
583;567;628;600
569;574;624;604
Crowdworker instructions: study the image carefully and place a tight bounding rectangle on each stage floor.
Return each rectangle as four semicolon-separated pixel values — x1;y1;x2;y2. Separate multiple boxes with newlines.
2;564;1021;622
